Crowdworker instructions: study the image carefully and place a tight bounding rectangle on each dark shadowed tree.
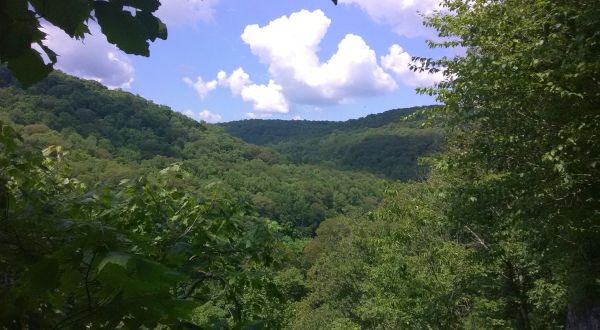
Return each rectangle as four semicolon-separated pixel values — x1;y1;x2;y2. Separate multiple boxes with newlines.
0;0;167;87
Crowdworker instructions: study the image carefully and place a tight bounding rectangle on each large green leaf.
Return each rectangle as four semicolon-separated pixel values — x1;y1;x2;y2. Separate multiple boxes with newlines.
97;252;132;272
29;0;91;37
93;1;150;56
0;0;40;59
6;48;52;87
136;11;167;42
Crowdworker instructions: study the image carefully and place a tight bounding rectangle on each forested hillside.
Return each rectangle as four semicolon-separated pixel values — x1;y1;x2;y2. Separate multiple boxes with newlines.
1;0;598;328
289;0;600;328
0;68;384;235
223;107;442;180
221;106;426;145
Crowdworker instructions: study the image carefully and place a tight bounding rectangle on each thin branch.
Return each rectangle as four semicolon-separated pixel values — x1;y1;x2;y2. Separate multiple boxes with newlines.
464;225;489;249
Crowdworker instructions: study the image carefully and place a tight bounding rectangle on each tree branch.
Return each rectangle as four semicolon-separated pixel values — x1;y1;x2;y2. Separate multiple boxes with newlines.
464;225;489;249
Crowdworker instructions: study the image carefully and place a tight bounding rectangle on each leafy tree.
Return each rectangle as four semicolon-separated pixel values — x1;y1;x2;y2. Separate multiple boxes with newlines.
292;182;475;329
420;0;600;327
0;0;167;87
0;123;282;328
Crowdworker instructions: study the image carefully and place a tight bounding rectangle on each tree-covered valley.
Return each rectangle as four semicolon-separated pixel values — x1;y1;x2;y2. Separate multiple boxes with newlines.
1;0;599;329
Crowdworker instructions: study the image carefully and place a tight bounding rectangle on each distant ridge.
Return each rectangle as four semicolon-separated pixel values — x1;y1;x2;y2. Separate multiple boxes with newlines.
221;105;442;180
220;106;434;145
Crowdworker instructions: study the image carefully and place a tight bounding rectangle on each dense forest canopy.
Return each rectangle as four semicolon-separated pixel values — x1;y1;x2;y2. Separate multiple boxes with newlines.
222;107;443;180
221;106;427;145
0;0;599;328
0;67;392;236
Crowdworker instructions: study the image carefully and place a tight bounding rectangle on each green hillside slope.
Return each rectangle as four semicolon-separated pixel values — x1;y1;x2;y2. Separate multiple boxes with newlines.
0;69;384;235
222;107;443;180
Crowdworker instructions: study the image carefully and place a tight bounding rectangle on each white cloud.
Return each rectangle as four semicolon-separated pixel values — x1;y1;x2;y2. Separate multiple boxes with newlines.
218;68;251;95
239;9;396;106
239;80;288;113
183;109;222;123
40;23;135;89
156;0;220;26
189;10;408;115
183;75;217;99
183;109;198;120
381;44;444;87
292;116;302;120
246;112;273;119
184;67;289;114
338;0;440;38
216;68;289;114
197;109;222;123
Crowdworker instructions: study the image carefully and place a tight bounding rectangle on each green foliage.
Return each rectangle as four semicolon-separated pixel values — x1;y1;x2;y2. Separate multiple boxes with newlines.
0;0;166;87
5;0;597;324
222;107;425;145
0;122;281;328
0;68;385;235
418;0;600;326
222;107;442;180
292;182;475;329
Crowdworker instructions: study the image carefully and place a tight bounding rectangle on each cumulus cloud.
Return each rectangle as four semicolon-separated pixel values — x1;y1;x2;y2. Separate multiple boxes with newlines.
183;75;217;99
181;68;288;114
40;23;135;89
239;80;288;113
187;10;422;115
240;10;397;106
337;0;439;38
381;44;444;87
156;0;220;26
183;109;222;123
216;68;289;113
292;116;303;120
217;68;251;95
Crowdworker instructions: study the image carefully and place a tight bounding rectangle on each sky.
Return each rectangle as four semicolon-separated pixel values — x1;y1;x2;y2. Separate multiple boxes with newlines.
41;0;450;123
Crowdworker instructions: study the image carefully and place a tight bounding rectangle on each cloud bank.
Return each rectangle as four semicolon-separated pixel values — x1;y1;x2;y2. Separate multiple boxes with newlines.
241;9;396;106
185;10;399;115
182;9;444;117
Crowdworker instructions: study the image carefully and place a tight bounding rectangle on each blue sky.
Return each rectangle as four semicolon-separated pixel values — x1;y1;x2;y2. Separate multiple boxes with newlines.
43;0;448;122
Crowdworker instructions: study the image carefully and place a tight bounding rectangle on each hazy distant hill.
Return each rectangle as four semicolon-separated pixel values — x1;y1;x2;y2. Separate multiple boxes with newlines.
220;106;428;145
221;107;443;180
